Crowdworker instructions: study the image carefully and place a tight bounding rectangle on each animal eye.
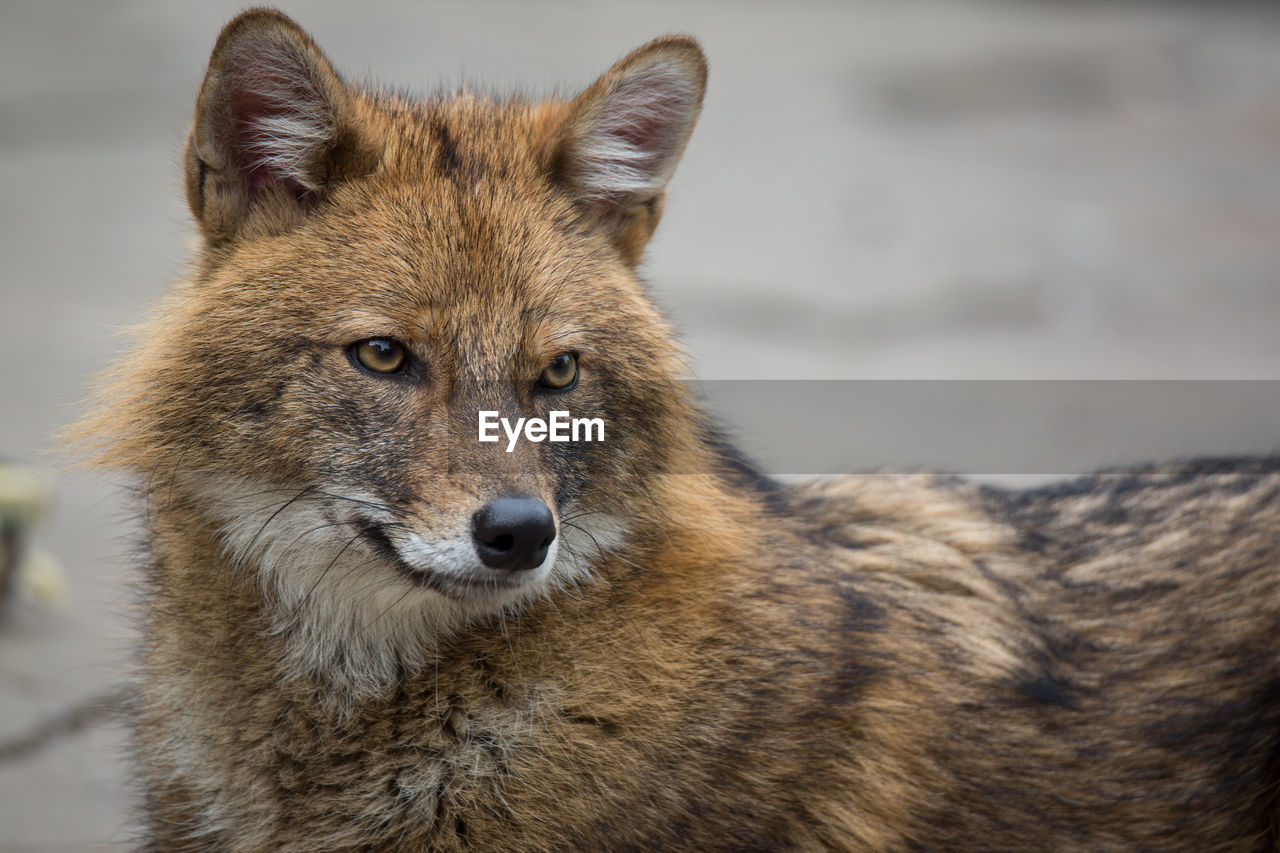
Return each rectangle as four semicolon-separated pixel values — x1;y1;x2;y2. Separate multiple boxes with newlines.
539;353;578;390
351;338;408;374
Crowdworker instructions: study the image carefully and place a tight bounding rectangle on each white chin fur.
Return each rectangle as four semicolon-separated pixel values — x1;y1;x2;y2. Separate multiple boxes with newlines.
180;475;627;696
392;527;556;594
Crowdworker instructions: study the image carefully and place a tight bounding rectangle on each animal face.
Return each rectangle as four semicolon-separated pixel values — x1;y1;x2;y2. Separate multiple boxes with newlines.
84;11;710;687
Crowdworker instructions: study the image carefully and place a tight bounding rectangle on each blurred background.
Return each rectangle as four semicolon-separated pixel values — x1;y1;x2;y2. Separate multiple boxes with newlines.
3;1;1279;848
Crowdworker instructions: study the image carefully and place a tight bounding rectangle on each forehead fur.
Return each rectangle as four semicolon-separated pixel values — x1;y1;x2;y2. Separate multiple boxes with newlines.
198;91;659;331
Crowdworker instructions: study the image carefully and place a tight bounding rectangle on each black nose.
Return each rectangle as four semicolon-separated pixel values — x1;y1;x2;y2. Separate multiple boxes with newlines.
472;496;556;572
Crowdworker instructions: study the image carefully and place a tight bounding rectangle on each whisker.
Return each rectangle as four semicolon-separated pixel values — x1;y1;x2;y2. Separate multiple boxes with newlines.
307;489;403;517
358;586;416;637
294;528;367;617
236;490;318;564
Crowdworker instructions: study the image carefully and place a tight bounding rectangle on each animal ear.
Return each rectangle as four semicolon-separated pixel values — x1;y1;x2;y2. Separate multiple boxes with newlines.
184;9;376;243
551;37;707;265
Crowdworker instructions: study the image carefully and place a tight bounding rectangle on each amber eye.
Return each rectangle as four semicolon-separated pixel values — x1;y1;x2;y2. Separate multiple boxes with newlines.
539;353;578;390
351;338;408;374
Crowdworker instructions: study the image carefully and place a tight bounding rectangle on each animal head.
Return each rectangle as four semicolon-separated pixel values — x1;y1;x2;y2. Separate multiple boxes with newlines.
79;9;716;690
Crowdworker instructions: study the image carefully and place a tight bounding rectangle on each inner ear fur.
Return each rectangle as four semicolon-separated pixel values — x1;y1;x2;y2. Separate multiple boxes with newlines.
550;37;708;266
184;9;377;244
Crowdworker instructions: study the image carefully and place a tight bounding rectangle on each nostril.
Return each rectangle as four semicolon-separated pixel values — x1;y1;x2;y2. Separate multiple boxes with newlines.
472;496;557;571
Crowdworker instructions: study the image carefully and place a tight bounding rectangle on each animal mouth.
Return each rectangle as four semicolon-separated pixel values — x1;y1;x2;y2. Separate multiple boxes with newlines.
354;520;528;601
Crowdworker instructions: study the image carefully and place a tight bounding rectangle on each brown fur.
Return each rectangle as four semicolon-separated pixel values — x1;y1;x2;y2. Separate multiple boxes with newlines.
76;10;1280;851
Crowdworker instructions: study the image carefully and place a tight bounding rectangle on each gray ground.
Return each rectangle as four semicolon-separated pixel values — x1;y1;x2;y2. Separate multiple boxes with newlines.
3;1;1280;849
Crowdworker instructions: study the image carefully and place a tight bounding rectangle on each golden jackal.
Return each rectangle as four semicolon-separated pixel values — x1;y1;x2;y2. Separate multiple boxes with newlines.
77;9;1280;851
